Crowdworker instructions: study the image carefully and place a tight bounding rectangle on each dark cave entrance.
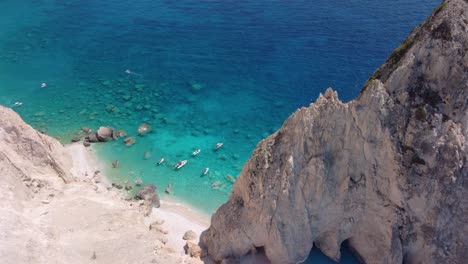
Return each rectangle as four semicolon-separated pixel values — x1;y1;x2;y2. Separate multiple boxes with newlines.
303;240;361;264
239;240;361;264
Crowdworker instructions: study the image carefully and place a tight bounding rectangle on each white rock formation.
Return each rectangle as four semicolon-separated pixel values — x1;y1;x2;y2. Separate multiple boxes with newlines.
0;106;202;264
201;1;468;263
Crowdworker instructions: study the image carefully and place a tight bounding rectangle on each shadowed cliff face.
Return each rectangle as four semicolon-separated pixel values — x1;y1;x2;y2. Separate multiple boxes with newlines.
200;0;468;263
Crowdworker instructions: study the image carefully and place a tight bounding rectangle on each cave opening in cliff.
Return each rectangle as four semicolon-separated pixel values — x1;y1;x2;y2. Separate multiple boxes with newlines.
303;240;361;264
239;245;270;264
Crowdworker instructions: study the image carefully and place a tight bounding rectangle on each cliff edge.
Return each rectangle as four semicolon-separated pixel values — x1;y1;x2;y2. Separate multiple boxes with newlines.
200;0;467;263
0;106;203;264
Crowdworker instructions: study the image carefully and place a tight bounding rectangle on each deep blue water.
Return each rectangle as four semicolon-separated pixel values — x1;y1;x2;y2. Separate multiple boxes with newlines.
0;0;440;262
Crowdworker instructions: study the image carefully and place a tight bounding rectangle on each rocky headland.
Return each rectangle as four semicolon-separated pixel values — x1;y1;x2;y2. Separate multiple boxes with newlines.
201;0;467;263
0;106;208;264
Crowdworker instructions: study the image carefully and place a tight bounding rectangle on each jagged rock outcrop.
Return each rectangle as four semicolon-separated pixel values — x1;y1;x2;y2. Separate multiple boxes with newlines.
0;107;74;188
96;126;114;142
201;1;467;263
135;184;161;208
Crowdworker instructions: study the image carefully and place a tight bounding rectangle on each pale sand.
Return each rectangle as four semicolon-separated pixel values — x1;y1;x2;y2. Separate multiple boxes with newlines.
155;201;210;253
65;143;210;255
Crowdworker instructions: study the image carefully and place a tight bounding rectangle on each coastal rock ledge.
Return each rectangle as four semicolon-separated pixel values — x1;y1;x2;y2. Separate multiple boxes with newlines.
201;1;467;263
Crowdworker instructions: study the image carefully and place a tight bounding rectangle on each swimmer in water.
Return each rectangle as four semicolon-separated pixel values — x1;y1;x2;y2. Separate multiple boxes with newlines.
157;158;165;165
41;82;47;88
215;142;224;150
124;69;142;77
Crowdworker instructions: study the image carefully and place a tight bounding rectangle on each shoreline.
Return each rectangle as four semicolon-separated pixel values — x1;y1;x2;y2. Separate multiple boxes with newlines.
65;142;211;255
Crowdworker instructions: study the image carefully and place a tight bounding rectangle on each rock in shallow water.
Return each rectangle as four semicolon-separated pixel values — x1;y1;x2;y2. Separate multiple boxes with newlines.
124;137;135;146
137;123;152;136
96;126;114;142
86;133;99;143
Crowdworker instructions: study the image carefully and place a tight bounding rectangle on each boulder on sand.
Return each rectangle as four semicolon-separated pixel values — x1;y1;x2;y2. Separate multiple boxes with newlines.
135;184;160;208
184;242;203;258
182;230;197;241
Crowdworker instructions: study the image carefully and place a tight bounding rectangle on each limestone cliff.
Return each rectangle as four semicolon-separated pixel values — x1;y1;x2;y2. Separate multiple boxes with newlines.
0;106;203;264
200;1;468;263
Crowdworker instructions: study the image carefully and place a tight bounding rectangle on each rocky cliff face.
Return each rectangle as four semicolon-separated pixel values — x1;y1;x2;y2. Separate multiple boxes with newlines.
0;106;74;200
200;1;468;263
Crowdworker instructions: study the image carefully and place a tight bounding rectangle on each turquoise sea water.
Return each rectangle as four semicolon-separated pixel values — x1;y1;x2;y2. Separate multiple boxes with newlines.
0;0;439;262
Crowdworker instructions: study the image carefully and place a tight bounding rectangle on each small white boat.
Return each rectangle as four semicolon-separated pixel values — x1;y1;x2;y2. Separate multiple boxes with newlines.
215;142;223;149
202;168;209;175
41;82;47;88
13;102;23;107
175;160;187;169
192;149;201;156
157;158;165;165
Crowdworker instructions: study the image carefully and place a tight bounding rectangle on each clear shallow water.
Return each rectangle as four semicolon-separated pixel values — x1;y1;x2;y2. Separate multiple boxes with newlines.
0;0;439;262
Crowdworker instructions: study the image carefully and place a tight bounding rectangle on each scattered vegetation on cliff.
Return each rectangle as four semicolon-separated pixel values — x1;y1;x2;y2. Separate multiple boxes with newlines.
359;1;450;97
434;2;448;15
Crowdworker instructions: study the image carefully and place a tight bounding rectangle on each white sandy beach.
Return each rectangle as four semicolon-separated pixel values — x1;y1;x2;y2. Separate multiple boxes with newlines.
0;105;210;264
65;143;211;256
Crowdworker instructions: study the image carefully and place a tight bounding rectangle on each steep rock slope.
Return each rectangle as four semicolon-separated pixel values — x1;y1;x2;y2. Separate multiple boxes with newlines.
201;0;467;263
0;106;201;264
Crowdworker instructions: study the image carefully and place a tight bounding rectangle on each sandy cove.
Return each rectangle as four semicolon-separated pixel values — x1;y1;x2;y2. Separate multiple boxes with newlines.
0;105;210;264
63;143;210;263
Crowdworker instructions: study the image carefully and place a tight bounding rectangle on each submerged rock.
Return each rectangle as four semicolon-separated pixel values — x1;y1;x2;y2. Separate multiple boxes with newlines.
201;2;468;264
225;175;236;184
165;184;172;194
137;123;151;136
124;137;135;146
112;130;126;139
190;82;203;93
